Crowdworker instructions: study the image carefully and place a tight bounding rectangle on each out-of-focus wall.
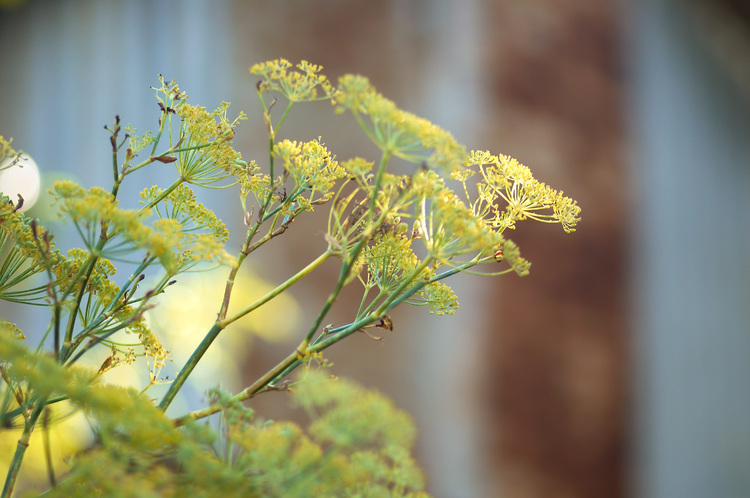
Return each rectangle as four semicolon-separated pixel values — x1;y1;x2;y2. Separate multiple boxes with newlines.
628;1;750;496
479;2;626;496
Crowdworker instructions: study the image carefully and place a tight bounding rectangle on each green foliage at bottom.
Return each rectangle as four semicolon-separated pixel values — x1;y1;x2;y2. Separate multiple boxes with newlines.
1;334;427;497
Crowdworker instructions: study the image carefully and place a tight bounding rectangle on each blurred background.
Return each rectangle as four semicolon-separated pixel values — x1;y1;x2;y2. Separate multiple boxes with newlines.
1;0;750;497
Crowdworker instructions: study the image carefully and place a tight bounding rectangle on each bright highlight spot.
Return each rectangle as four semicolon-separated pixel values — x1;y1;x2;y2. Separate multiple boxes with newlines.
145;267;302;390
0;154;40;211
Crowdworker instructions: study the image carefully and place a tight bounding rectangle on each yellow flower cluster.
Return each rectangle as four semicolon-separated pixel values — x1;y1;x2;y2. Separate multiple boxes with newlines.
410;168;505;261
229;61;581;310
0;65;585;496
124;124;155;156
1;321;25;340
52;181;230;273
340;157;374;179
233;157;267;208
142;184;230;242
274;139;346;197
362;230;459;315
334;75;465;171
176;101;248;187
0;350;426;496
144;184;234;267
0;194;61;269
429;188;506;256
250;59;336;102
53;248;117;298
499;239;531;277
153;74;186;110
0;332;177;457
466;150;581;233
0;135;19;167
51;248;168;364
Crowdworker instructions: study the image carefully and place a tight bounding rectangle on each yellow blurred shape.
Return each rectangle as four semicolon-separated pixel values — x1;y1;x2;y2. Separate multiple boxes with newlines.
149;266;301;342
0;405;92;492
145;266;301;387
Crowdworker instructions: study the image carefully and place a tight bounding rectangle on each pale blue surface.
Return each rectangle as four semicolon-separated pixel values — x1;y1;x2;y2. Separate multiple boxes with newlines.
628;1;750;496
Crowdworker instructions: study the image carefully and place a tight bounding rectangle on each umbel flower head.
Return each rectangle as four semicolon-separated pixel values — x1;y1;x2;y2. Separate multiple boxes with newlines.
149;75;249;188
248;59;580;320
50;181;232;273
463;150;581;233
175;101;248;187
273;138;346;204
250;59;336;102
333;75;466;171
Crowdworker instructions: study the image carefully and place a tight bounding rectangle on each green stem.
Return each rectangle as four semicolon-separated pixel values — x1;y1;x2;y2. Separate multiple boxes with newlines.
172;347;301;427
273;101;294;137
222;250;331;328
149;107;168;158
215;220;266;323
159;250;331;412
1;397;68;426
309;314;386;353
173;291;404;427
299;151;391;346
260;185;306;222
62;260;97;351
158;322;223;412
162;104;288;411
368;151;390;217
310;252;470;357
42;408;56;488
139;177;184;213
309;265;432;354
111;145;119;187
260;135;276;216
303;244;359;345
2;399;45;498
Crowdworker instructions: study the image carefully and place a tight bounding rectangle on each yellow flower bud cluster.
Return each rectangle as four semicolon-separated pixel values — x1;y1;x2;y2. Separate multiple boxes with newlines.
250;59;336;103
274;139;346;199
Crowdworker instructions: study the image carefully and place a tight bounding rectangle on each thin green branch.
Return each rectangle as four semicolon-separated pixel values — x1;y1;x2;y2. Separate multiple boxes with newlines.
159;250;332;412
1;397;68;426
2;399;45;498
172;347;301;427
222;250;331;328
138;177;184;213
